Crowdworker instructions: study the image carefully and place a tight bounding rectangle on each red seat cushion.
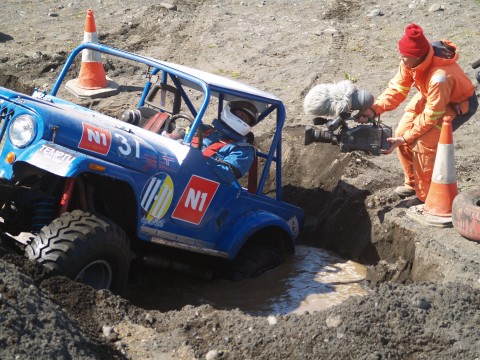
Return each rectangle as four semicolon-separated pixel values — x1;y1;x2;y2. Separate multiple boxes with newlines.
143;112;170;134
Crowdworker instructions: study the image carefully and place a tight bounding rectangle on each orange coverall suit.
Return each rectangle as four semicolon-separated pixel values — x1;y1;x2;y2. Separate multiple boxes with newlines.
371;41;475;201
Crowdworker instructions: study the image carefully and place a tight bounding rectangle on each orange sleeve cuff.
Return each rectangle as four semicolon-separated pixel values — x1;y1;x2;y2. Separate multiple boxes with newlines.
371;103;383;116
402;132;413;143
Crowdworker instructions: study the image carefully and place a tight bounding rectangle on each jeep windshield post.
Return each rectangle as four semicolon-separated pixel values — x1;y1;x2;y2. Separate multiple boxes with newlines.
0;42;304;292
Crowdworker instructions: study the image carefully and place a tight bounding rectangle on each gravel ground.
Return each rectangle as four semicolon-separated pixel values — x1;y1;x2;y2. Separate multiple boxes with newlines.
1;0;480;359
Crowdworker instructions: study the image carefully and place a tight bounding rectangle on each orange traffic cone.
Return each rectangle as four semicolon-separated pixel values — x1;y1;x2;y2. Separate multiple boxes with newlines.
77;9;108;89
66;9;118;99
423;120;458;216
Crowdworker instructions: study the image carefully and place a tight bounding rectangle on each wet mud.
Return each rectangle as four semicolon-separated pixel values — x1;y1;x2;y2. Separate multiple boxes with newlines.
125;245;367;316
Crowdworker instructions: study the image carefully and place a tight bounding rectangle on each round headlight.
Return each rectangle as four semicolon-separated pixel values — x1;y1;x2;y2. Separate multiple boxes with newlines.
9;114;36;148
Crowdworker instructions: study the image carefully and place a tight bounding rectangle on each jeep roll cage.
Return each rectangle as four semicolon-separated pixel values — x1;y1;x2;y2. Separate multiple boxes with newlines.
50;42;287;200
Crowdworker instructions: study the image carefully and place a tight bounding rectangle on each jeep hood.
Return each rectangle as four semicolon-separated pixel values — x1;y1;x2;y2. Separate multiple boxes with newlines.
3;90;188;175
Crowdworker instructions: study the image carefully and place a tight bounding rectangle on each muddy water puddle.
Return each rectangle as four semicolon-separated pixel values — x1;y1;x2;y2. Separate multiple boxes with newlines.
126;245;368;316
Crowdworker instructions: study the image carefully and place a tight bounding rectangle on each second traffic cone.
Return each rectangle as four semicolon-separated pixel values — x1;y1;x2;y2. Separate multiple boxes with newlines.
423;120;458;217
66;9;118;99
77;9;108;89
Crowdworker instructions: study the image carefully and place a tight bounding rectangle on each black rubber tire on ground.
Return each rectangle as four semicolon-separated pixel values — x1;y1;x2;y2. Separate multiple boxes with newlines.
452;188;480;242
25;210;131;293
224;243;285;282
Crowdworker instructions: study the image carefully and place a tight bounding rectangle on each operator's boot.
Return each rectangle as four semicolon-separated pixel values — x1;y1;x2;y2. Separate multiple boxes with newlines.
405;197;424;208
394;186;416;198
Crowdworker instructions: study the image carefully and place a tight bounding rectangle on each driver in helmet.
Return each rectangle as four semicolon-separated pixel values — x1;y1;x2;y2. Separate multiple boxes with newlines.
201;100;258;184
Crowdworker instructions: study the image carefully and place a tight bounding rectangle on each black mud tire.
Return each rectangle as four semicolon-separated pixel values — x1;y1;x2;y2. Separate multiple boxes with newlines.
452;188;480;242
225;243;285;282
25;210;131;293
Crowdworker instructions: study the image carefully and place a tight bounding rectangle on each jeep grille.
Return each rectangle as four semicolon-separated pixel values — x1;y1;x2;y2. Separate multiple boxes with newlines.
0;102;15;151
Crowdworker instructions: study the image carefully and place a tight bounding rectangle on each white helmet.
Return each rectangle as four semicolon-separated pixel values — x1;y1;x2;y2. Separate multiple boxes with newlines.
220;101;258;136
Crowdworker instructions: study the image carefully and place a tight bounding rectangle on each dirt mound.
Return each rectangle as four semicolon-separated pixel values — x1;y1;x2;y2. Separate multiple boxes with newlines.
0;259;103;359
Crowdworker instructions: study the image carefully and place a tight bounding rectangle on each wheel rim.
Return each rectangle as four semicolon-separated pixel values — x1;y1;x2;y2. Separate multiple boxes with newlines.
75;260;113;290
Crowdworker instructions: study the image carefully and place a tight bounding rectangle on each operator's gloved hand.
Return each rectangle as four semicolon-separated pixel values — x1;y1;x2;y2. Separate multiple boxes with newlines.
355;108;376;124
382;136;407;155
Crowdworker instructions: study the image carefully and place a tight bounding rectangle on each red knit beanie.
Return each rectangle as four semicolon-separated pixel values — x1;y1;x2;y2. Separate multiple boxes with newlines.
398;23;430;58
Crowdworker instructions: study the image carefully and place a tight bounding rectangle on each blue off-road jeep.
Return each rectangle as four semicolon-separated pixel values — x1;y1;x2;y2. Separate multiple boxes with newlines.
0;42;304;292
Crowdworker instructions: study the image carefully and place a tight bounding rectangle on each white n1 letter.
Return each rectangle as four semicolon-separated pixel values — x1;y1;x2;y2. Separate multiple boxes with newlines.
185;189;207;211
87;129;106;145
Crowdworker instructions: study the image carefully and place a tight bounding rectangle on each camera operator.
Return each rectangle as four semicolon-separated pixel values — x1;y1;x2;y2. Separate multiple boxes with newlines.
357;23;477;206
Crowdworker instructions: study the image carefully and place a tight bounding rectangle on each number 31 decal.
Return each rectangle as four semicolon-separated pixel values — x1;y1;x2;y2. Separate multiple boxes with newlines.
115;133;140;158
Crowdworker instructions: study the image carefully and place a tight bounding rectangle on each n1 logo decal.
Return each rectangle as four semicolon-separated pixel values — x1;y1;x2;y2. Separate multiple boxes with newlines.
172;175;220;225
78;123;112;155
141;173;174;221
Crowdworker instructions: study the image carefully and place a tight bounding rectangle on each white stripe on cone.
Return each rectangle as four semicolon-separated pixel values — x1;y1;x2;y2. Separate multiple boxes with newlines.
432;143;457;184
82;32;102;63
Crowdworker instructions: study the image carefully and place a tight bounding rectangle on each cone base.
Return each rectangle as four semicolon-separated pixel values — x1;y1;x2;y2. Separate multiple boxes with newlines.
424;182;458;217
406;204;453;228
77;62;108;89
65;78;119;99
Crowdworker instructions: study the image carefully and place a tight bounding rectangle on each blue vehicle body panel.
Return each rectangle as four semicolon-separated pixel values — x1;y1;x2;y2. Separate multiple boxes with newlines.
0;42;304;261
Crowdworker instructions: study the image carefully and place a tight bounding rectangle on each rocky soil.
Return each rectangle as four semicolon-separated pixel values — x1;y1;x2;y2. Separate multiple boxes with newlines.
1;0;480;359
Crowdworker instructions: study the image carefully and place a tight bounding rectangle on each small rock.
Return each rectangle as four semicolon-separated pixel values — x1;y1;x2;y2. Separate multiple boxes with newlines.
367;9;384;17
326;315;342;328
323;28;338;35
115;340;126;348
48;12;59;17
205;349;223;360
429;4;444;12
53;53;66;62
413;298;431;310
160;2;177;11
145;313;155;324
102;325;114;337
267;315;277;325
366;352;382;360
108;332;119;342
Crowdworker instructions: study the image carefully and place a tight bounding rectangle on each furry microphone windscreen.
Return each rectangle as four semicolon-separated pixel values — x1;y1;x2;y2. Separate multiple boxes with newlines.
303;80;357;117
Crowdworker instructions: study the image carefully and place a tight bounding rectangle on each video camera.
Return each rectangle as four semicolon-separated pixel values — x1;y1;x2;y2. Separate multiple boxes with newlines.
304;113;392;156
303;80;392;156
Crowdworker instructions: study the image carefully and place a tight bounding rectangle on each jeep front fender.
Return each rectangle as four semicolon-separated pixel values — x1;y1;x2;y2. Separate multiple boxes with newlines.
14;140;138;184
218;210;299;260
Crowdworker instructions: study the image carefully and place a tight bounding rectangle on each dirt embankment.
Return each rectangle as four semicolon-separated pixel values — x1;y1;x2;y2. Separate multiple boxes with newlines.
1;0;480;359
